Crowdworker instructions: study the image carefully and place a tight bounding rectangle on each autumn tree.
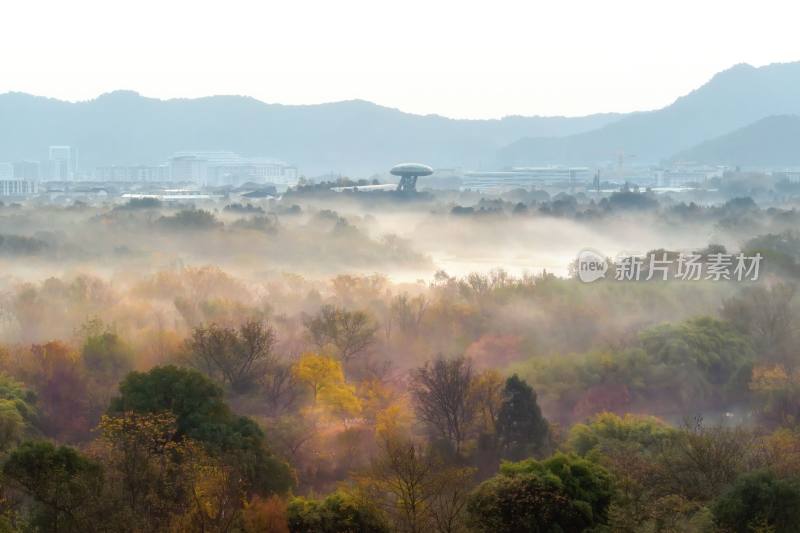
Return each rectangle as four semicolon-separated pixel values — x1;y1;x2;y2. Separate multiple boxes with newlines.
467;453;613;532
186;320;277;393
427;466;475;533
262;361;303;414
358;436;474;533
20;341;93;443
97;411;184;529
3;441;108;532
468;369;505;476
305;305;377;364
567;413;677;531
157;209;222;231
81;330;134;385
712;470;800;533
410;356;476;455
722;284;797;366
749;364;800;425
0;374;37;451
659;417;761;502
761;428;800;478
470;369;504;439
81;329;135;413
265;416;318;464
291;353;361;420
243;495;290;533
568;412;675;458
287;490;389;533
389;294;428;340
640;317;754;395
108;365;293;496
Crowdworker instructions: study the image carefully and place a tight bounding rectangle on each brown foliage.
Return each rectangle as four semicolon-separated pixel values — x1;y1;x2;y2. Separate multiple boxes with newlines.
242;495;290;533
21;341;94;443
410;356;476;454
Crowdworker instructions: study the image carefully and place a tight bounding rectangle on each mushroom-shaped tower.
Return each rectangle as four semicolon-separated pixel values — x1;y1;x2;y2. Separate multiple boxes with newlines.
391;163;433;193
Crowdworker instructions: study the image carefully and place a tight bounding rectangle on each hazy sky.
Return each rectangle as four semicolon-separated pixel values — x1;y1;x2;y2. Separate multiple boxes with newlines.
2;0;798;119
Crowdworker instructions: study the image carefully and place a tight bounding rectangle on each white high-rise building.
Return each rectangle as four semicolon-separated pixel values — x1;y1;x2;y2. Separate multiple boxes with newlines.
168;150;298;186
49;145;75;180
0;180;38;197
0;162;39;197
13;161;40;180
0;163;13;180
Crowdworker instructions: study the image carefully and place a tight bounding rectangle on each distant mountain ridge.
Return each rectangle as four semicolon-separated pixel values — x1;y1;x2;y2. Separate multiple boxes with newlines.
0;91;619;176
670;114;800;166
496;62;800;167
5;61;800;176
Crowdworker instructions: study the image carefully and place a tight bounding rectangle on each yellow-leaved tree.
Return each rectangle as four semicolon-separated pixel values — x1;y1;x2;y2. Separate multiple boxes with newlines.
292;353;361;420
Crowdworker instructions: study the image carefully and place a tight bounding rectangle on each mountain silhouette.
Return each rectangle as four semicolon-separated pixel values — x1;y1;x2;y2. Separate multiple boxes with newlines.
670;114;800;167
0;91;617;176
496;62;800;167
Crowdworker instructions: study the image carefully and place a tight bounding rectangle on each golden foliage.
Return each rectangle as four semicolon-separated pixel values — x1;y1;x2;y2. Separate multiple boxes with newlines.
292;353;361;418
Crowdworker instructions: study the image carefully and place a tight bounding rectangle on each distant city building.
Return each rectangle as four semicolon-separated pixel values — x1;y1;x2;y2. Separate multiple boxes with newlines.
654;164;724;187
420;167;463;190
169;155;208;183
462;167;590;192
0;179;38;197
48;145;77;180
13;160;40;180
0;161;39;197
94;164;171;182
0;163;13;180
121;189;217;202
772;170;800;184
168;151;298;186
331;183;396;193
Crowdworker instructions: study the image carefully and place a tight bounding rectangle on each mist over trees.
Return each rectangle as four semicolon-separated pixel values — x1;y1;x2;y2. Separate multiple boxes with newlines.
1;184;800;531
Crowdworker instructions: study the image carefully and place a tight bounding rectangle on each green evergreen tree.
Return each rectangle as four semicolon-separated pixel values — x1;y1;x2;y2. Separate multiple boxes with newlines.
496;374;548;460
